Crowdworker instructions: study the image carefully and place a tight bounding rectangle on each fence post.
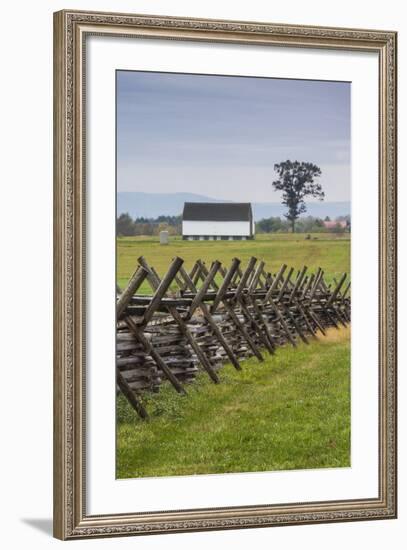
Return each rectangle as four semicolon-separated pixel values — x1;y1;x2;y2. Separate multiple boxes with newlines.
116;266;149;318
179;265;242;371
117;369;149;420
138;257;221;384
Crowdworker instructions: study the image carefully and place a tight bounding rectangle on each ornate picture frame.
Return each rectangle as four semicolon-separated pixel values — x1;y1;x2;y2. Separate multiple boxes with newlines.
53;9;397;540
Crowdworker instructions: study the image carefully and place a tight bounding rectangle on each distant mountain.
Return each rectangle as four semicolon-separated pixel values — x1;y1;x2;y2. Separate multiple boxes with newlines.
117;192;229;220
252;201;350;221
117;192;350;221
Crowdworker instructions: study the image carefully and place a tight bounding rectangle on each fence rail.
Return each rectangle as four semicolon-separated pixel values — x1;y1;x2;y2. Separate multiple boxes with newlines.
116;256;351;419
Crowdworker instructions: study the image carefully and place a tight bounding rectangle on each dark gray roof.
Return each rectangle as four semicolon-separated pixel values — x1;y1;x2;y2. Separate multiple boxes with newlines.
183;202;252;222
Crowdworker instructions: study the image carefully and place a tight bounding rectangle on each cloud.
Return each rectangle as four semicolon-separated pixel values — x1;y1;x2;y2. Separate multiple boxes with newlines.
117;70;351;202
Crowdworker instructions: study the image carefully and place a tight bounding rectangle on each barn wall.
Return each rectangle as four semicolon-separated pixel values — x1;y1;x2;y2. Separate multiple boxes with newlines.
182;220;251;236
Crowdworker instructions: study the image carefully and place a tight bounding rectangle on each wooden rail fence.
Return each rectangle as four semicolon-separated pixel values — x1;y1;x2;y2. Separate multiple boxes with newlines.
116;256;351;419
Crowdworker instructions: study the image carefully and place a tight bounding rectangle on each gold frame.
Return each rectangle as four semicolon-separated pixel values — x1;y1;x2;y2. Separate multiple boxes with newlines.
53;9;397;540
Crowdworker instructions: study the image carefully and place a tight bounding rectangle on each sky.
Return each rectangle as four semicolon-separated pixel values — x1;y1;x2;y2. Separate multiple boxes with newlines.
117;70;350;203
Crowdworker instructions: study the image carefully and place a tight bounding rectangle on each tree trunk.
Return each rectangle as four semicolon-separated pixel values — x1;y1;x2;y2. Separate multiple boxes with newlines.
291;219;295;233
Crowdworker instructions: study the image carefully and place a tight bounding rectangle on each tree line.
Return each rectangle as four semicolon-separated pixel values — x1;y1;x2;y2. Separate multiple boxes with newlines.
117;213;181;237
256;215;350;234
117;212;350;237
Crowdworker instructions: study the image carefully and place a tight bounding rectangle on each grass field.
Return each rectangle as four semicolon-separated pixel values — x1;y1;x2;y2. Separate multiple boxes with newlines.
117;327;351;478
116;232;351;478
117;232;350;293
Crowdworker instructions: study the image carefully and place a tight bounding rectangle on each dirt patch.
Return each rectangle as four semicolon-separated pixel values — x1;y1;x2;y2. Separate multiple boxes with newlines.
319;326;350;344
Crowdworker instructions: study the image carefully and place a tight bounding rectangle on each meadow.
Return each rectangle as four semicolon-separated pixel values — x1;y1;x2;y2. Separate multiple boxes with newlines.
116;232;351;478
117;232;350;293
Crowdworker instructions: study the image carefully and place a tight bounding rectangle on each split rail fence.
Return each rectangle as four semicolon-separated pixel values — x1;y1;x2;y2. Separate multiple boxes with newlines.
117;256;351;419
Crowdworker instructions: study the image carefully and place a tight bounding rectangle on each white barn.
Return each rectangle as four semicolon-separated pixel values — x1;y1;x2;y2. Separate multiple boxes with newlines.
182;202;255;241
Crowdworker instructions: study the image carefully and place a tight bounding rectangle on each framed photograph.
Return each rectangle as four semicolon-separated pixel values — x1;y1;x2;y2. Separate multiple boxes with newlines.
53;9;397;540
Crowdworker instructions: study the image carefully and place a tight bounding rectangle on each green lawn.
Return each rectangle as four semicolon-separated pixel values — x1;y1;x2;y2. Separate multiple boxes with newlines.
117;327;350;478
117;233;350;293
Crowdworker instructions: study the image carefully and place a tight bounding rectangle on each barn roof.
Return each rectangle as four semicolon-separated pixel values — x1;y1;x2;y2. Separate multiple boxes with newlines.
183;202;252;222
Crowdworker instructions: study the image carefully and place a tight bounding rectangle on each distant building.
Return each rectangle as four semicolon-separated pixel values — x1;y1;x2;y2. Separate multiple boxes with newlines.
182;202;254;240
323;220;347;230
